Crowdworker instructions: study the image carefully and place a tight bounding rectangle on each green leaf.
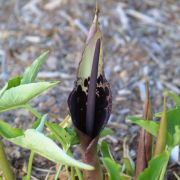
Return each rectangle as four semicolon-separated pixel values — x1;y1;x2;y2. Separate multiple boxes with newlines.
22;175;27;180
102;157;121;180
127;116;159;136
21;51;49;84
7;76;22;89
171;126;180;147
0;120;23;138
31;119;41;129
167;92;180;106
138;151;169;180
100;127;114;137
100;141;114;160
46;122;72;150
166;107;180;147
0;83;8;97
119;174;132;180
36;114;47;132
128;110;180;147
65;127;80;145
123;157;134;176
0;81;58;112
8;129;94;170
0;76;22;97
167;108;180;136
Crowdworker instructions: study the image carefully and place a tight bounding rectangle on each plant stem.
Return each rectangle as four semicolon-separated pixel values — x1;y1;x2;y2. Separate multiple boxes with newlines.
75;167;83;180
0;140;14;180
27;151;35;180
54;164;62;180
25;104;42;119
70;167;75;180
154;96;167;156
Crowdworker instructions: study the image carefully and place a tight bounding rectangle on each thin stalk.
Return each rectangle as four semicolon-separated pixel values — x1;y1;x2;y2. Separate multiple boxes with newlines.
54;164;62;180
25;104;42;119
75;167;83;180
0;140;14;180
27;151;35;180
154;95;167;156
70;167;75;180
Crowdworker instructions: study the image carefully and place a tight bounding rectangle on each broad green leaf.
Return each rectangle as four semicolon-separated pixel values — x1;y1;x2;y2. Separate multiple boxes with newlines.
21;51;49;84
100;127;114;137
138;151;169;180
0;120;23;138
8;129;94;170
0;81;58;112
102;157;121;180
100;141;114;160
167;92;180;106
127;116;158;136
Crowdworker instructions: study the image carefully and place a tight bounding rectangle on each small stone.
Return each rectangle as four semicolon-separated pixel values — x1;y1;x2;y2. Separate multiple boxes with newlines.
46;56;58;70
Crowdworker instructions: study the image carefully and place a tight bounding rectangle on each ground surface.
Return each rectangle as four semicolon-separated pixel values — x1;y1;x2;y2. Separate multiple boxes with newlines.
0;0;179;179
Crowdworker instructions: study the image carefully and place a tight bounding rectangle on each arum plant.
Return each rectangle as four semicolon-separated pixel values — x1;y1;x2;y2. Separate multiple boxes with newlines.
68;5;112;180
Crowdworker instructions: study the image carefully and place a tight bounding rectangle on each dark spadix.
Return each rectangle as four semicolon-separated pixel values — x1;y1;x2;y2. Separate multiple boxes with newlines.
68;9;112;138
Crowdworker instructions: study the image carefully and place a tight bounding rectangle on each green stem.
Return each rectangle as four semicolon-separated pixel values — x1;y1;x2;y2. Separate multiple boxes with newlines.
54;164;62;180
154;96;167;156
27;151;35;180
71;167;75;180
0;140;14;180
75;167;83;180
25;104;42;119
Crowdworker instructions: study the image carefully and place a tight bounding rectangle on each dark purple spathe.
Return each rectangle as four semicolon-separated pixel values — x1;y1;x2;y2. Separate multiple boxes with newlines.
68;39;112;138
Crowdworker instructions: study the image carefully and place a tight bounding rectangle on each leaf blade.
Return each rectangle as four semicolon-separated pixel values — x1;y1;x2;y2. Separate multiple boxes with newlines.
138;151;169;180
0;81;58;112
21;51;49;84
9;129;94;170
101;157;121;180
0;120;23;138
127;116;159;136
